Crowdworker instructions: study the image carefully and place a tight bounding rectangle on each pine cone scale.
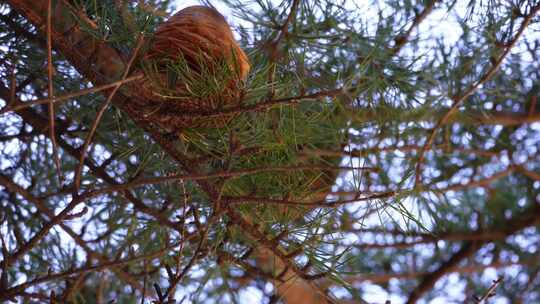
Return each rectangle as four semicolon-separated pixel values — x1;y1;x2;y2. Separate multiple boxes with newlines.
139;5;250;129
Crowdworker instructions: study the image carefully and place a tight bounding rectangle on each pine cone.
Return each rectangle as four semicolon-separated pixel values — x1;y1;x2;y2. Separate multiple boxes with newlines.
140;6;250;129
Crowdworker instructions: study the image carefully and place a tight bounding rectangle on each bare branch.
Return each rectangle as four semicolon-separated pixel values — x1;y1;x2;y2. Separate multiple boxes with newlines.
390;0;439;56
0;75;143;115
46;0;63;184
74;35;145;191
474;277;503;304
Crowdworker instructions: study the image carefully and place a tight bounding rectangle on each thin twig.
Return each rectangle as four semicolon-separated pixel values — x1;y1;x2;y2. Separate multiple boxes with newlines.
474;277;503;303
346;262;527;285
406;241;480;304
0;229;8;292
8;58;17;109
165;227;208;298
151;87;344;122
266;0;301;97
390;0;439;56
414;4;540;187
0;75;143;115
0;174;151;296
273;0;300;48
528;94;537;116
1;194;86;269
47;0;63;185
141;260;148;304
176;179;188;268
75;164;377;200
1;241;181;301
74;35;145;191
222;191;395;208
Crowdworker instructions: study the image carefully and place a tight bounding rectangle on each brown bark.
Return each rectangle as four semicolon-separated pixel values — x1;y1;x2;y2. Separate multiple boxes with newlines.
255;247;329;304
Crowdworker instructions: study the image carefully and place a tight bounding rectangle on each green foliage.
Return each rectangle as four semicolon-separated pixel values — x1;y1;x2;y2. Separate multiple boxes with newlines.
1;0;540;303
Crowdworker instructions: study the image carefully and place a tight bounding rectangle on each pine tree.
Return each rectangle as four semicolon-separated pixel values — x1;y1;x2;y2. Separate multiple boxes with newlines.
1;0;539;303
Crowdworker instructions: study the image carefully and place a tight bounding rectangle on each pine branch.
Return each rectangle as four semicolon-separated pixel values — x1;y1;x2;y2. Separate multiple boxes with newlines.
405;202;540;303
415;3;540;187
1;241;181;301
0;174;148;295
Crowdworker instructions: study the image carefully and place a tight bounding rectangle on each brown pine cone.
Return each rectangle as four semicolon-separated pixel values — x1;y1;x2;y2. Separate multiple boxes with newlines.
139;6;250;129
